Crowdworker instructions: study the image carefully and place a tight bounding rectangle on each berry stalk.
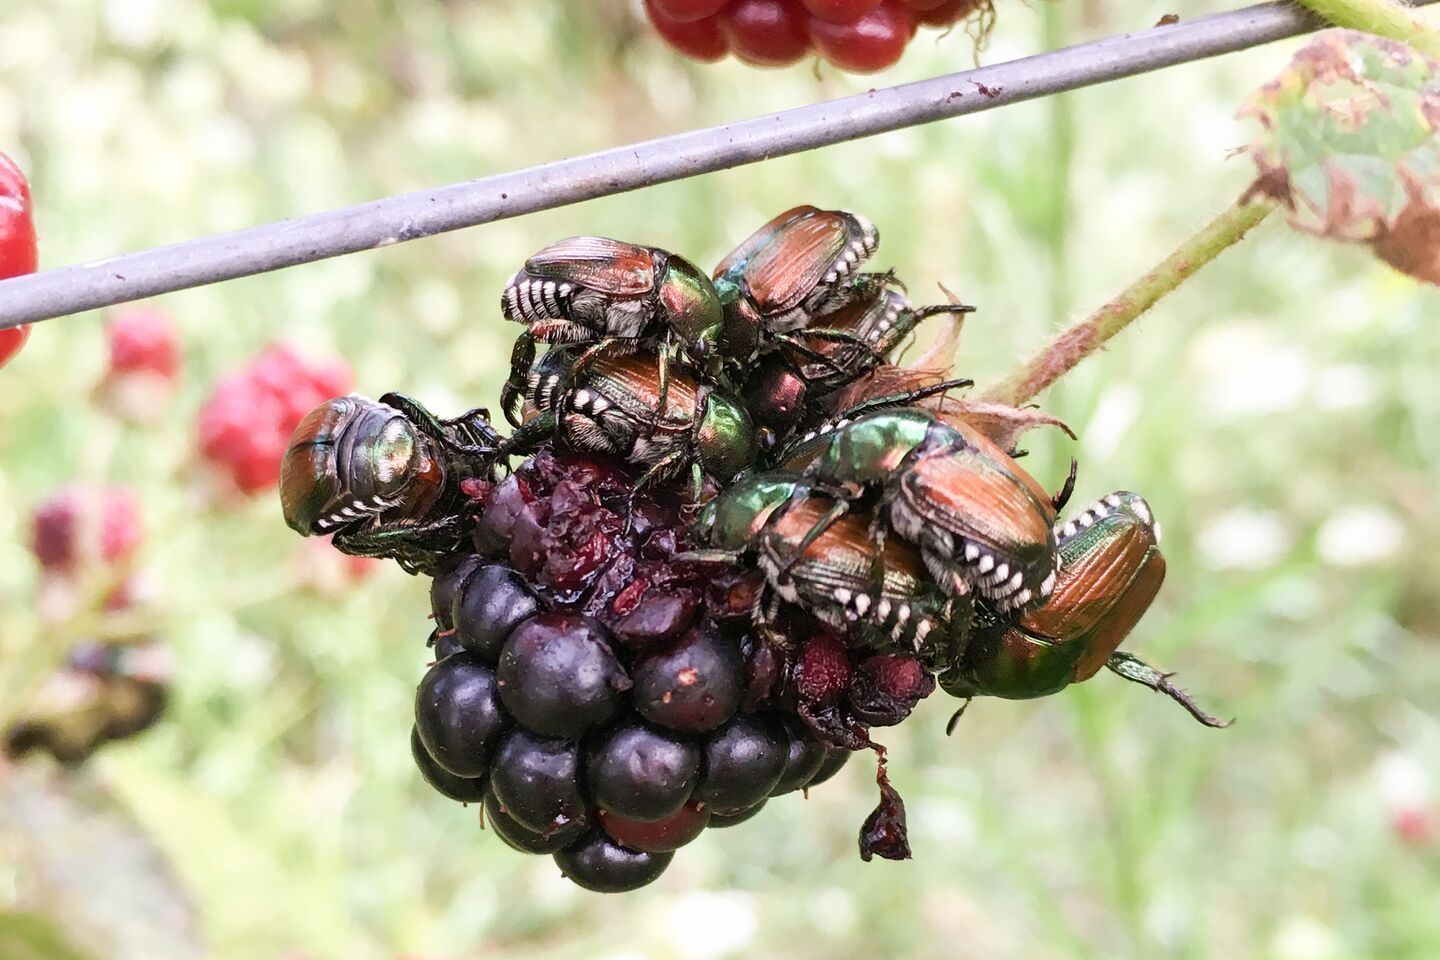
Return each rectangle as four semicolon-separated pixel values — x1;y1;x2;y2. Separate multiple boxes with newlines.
981;197;1275;408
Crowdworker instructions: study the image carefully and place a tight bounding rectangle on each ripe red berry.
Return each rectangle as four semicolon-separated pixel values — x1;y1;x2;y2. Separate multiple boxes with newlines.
196;344;351;497
800;0;884;23
647;5;731;63
720;0;812;67
809;0;913;72
106;307;180;380
98;306;182;423
650;0;731;21
0;151;39;371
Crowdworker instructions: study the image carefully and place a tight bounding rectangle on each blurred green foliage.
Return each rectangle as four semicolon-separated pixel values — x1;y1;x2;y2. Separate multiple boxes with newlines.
2;1;1439;958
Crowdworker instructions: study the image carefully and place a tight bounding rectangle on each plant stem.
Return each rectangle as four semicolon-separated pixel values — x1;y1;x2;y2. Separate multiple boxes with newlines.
982;198;1275;407
1294;0;1440;57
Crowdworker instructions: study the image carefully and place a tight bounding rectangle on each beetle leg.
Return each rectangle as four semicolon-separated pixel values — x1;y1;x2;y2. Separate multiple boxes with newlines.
912;302;978;320
618;448;687;535
865;512;889;595
334;514;467;574
671;548;744;564
830;377;974;421
1105;651;1233;728
1052;458;1078;512
653;345;672;437
944;698;973;736
776;330;878;379
775;496;853;582
492;414;554;464
500;333;540;427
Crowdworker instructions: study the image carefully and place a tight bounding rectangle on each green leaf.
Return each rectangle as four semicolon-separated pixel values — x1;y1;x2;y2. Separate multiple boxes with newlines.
1240;29;1440;284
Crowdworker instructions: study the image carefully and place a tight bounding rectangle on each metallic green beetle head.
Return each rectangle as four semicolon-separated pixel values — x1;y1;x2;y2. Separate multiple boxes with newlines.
280;396;444;536
658;254;731;380
696;392;760;484
692;472;799;552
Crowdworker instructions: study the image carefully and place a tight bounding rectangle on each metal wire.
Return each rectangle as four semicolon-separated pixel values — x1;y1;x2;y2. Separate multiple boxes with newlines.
0;1;1401;328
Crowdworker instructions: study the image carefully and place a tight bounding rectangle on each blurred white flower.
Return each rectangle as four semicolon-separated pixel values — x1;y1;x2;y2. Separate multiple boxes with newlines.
1377;752;1435;847
1082;383;1142;461
1378;752;1429;808
666;891;757;960
105;0;171;49
1190;323;1310;420
1312;364;1378;412
1316;505;1404;567
1196;507;1293;571
1271;915;1341;960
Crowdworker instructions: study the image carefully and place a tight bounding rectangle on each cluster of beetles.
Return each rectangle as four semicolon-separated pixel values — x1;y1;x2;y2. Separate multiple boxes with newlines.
278;204;1228;886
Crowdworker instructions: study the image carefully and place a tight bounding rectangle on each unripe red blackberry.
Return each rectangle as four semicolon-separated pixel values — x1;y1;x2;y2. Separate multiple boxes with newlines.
598;801;710;853
197;344;351;496
30;485;144;577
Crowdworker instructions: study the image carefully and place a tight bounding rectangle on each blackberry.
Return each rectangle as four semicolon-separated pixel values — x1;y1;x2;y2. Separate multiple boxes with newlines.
695;714;788;813
770;715;828;796
414;654;509;779
488;728;589;836
411;727;487;804
430;554;482;632
586;719;700;822
485;790;579;854
400;449;936;886
496;613;630;738
453;563;541;661
554;830;673;893
431;630;465;661
805;746;854;789
710;801;765;828
631;623;743;734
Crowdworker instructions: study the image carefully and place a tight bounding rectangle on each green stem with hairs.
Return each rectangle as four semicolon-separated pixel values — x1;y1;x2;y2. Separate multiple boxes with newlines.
982;197;1275;407
1294;0;1440;57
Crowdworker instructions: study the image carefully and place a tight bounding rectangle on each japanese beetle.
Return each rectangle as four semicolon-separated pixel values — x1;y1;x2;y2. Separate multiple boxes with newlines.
280;393;502;574
500;347;759;491
939;491;1229;727
713;206;886;333
499;237;747;426
687;474;970;667
741;288;975;438
774;408;1063;612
